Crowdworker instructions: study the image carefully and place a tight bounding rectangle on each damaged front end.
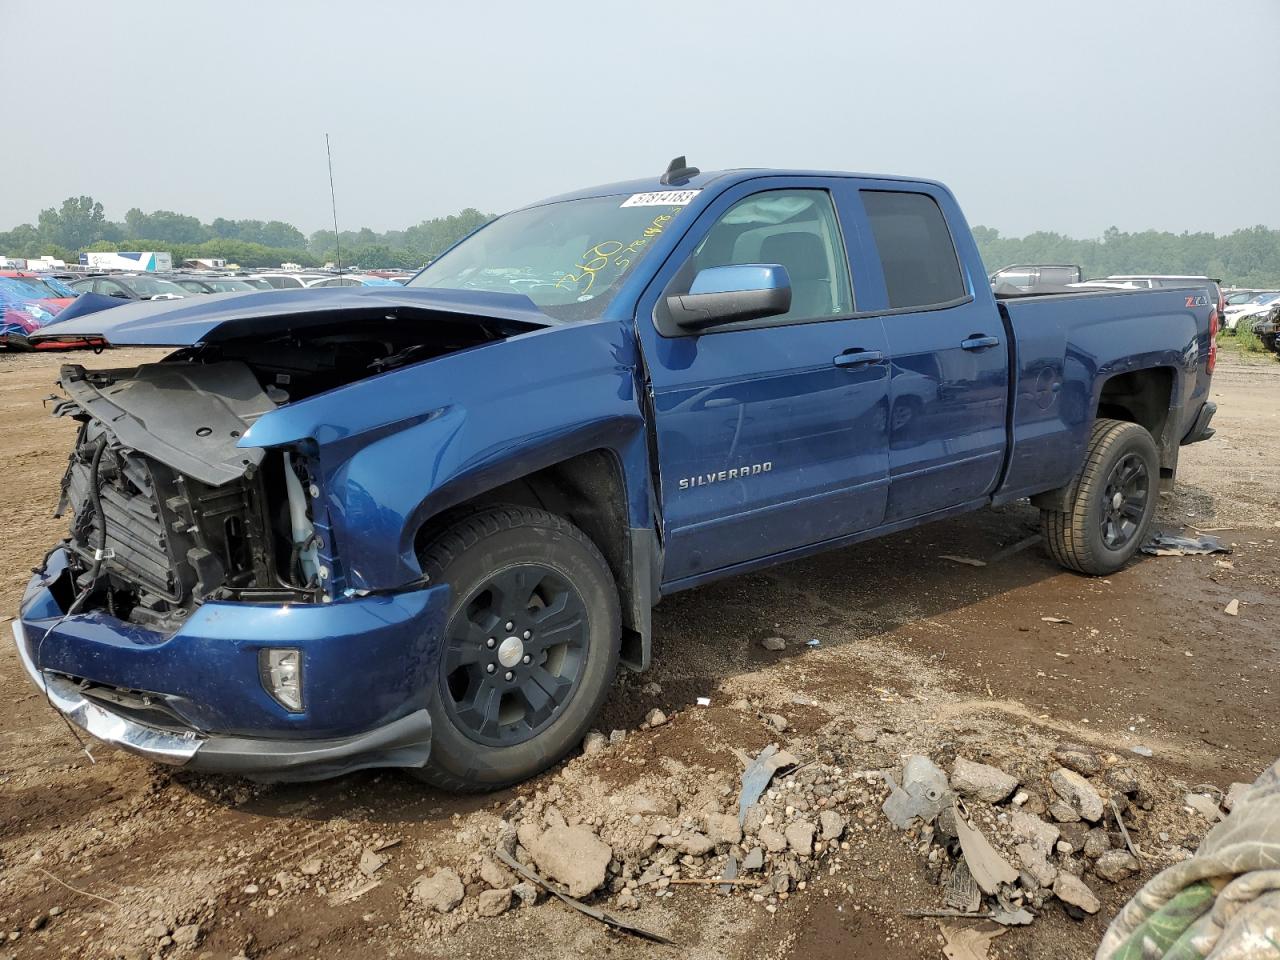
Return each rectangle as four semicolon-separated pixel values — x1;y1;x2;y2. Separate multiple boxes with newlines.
13;297;552;779
52;361;321;627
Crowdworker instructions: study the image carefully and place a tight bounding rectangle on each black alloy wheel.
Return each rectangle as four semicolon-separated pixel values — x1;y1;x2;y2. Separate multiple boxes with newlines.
441;563;588;747
1099;452;1150;550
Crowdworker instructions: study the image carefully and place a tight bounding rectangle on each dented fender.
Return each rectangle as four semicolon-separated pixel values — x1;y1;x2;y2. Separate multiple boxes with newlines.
239;320;653;592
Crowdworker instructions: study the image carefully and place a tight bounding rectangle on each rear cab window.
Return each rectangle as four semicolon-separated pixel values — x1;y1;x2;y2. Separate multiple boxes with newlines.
860;190;966;310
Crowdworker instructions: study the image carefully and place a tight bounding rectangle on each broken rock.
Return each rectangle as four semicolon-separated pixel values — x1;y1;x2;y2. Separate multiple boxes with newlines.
528;825;613;898
758;825;788;853
1082;829;1112;860
1053;873;1100;914
479;859;515;890
1052;743;1103;776
951;757;1018;803
477;888;511;917
819;809;846;842
1010;809;1060;854
660;832;715;857
1049;768;1104;822
784;820;815;856
1185;793;1222;823
705;812;742;847
413;869;464;914
1093;850;1139;883
761;636;787;651
1015;843;1057;888
742;847;765;871
644;708;668;728
582;730;608;756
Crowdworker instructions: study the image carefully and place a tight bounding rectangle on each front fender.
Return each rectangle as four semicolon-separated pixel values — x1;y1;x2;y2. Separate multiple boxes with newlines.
241;320;650;591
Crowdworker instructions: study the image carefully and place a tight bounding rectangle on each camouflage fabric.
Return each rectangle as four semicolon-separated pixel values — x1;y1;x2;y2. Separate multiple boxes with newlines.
1098;760;1280;960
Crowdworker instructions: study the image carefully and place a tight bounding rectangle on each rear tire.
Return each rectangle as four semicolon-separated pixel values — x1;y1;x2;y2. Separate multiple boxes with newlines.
1041;419;1159;575
410;504;620;792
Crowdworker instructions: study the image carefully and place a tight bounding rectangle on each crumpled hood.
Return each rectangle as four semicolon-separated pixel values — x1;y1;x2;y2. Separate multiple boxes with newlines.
29;286;555;346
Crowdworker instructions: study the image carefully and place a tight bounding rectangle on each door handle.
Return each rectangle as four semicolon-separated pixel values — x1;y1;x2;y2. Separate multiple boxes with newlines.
833;349;884;368
961;335;1001;350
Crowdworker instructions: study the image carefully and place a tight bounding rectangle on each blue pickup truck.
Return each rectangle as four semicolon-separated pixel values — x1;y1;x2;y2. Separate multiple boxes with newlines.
16;160;1218;789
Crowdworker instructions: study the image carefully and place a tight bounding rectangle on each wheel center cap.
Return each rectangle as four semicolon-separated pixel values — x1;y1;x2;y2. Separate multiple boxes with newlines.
497;636;524;669
1111;492;1124;510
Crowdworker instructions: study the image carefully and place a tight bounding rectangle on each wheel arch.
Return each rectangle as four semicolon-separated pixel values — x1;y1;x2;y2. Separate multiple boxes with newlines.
411;443;657;672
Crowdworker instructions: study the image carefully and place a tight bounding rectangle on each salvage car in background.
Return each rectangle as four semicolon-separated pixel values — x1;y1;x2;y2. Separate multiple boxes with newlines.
306;274;404;287
164;275;260;295
15;162;1218;791
0;272;78;349
67;274;190;301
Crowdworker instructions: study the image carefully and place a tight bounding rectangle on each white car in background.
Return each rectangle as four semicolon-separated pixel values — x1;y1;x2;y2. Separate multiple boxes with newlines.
1226;292;1280;330
306;274;404;288
249;272;330;289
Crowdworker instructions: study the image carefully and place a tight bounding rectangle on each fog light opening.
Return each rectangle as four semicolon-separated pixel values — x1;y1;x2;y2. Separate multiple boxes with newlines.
259;648;304;713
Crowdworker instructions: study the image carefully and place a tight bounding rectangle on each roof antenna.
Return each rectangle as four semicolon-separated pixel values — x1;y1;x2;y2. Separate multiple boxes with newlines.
325;133;343;274
660;155;700;186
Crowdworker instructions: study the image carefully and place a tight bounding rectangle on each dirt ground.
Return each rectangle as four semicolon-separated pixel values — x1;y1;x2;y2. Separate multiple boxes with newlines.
1;344;1277;960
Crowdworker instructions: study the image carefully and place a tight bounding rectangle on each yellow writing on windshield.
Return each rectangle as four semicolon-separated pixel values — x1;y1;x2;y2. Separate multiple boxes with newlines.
556;208;681;295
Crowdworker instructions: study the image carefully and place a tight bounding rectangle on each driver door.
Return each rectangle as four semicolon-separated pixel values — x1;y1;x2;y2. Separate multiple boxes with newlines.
635;180;892;586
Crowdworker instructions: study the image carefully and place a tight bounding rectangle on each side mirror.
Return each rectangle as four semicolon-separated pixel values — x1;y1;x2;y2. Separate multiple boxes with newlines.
666;264;791;331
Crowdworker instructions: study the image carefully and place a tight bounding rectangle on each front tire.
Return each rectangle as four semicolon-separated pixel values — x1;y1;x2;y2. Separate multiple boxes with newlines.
410;505;621;792
1041;419;1159;575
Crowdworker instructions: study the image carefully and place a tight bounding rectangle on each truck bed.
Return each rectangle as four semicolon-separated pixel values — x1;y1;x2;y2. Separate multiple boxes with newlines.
995;286;1215;503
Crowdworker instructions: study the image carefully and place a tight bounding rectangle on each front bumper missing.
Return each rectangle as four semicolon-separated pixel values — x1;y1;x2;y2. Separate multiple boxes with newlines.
14;619;435;782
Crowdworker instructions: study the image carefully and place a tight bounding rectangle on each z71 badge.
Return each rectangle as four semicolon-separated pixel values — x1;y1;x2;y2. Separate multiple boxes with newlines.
678;461;772;490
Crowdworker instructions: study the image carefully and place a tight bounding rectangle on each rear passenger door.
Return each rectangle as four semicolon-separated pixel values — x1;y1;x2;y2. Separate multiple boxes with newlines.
637;179;892;585
855;188;1009;522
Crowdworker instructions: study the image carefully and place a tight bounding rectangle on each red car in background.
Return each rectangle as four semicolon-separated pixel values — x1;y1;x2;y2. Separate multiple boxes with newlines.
0;271;80;349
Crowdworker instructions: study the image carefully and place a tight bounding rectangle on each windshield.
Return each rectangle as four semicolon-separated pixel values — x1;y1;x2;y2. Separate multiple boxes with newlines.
409;194;693;320
128;276;188;297
1254;293;1280;305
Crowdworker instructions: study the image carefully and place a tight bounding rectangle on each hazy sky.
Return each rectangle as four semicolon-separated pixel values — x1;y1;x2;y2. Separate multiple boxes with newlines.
5;0;1278;238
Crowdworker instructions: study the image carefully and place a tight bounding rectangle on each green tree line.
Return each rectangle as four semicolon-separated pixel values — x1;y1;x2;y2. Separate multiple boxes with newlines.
0;196;494;270
4;195;1279;285
974;225;1280;288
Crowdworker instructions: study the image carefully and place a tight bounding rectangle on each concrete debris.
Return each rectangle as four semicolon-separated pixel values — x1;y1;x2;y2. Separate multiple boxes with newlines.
1049;768;1105;822
477;888;512;917
742;847;765;871
951;757;1018;803
1224;598;1240;616
1015;842;1056;888
1093;849;1140;883
413;869;464;914
527;825;613;898
299;858;323;877
511;881;540;907
1051;743;1103;776
582;730;608;756
1184;793;1223;823
628;793;677;817
1010;809;1060;854
818;809;846;842
705;812;742;847
644;708;668;728
883;755;951;828
1052;873;1101;914
760;636;787;651
358;849;387;877
764;713;789;733
480;860;515;890
659;832;715;857
784;820;815;856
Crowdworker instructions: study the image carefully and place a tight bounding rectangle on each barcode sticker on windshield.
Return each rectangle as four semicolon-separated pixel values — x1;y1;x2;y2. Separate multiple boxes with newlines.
621;190;700;208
